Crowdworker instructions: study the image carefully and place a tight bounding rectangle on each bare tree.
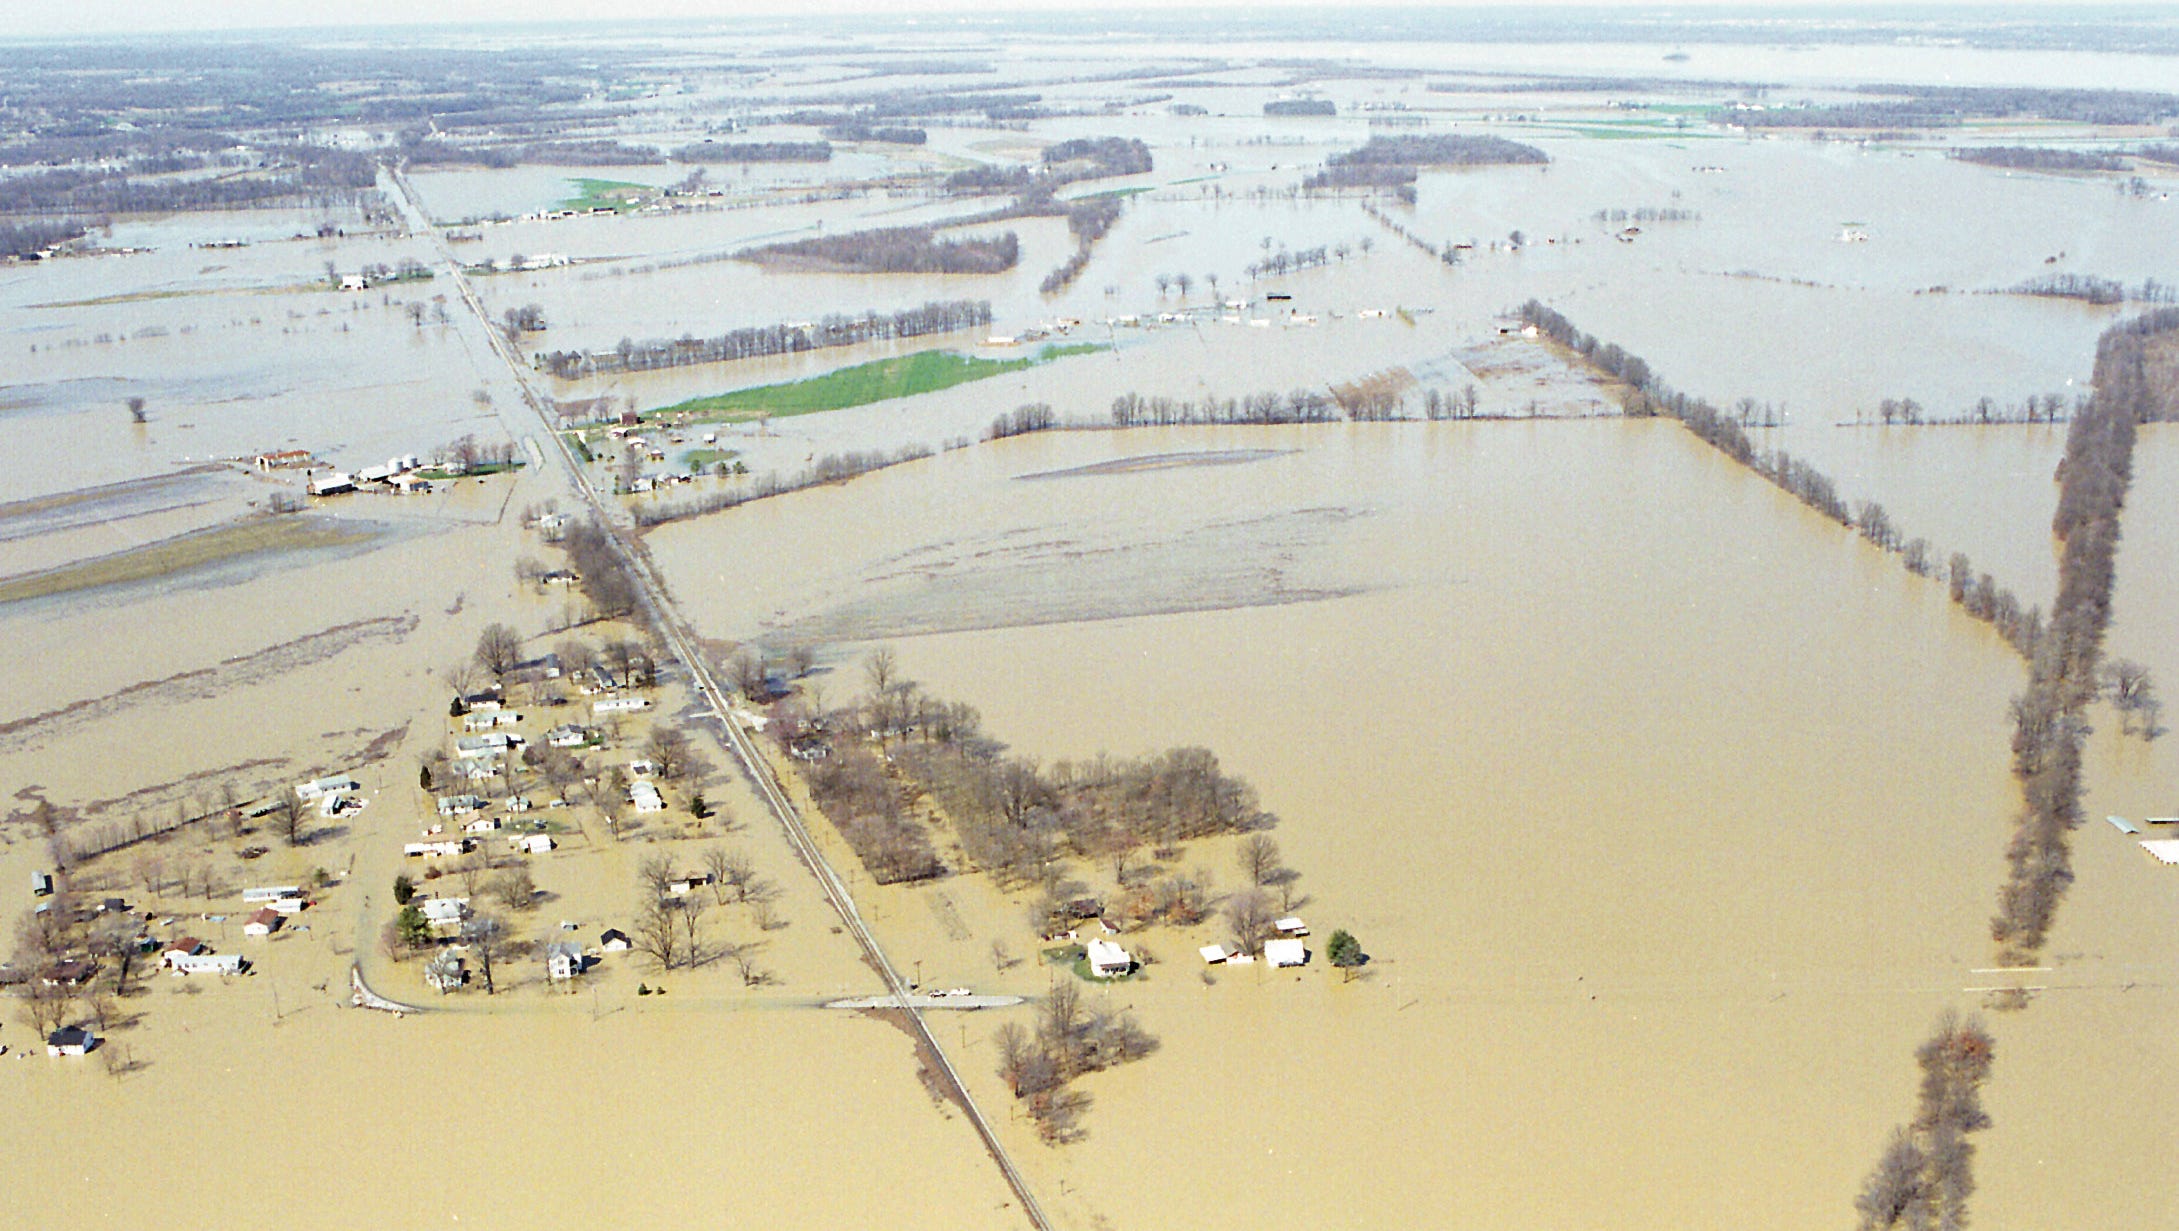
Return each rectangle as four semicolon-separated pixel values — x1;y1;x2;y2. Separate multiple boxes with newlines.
636;852;675;904
644;726;693;781
701;845;732;905
491;865;536;912
677;896;707;966
1223;889;1277;956
632;899;680;970
863;646;898;698
269;794;308;847
474;623;524;683
125;396;148;424
1237;833;1283;887
463;915;509;995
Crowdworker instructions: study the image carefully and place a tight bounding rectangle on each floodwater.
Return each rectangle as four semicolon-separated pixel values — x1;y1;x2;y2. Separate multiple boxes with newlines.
651;422;2178;1230
7;24;2179;1231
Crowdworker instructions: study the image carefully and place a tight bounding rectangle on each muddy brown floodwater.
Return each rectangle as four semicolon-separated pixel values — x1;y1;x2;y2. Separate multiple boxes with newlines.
652;422;2179;1231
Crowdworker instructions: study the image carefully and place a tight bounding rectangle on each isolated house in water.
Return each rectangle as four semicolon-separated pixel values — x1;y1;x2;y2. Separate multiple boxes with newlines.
1086;939;1132;978
46;1025;97;1056
546;942;585;981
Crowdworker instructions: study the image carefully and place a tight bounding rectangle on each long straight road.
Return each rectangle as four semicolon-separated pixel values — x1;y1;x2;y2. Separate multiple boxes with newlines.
383;168;1054;1231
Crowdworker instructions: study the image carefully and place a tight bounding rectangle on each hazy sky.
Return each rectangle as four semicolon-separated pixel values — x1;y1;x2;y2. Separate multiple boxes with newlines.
0;0;2113;39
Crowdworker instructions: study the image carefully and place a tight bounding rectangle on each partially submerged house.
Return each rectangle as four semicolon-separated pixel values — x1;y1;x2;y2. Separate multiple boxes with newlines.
599;928;631;952
171;952;244;976
514;833;555;855
630;781;665;814
294;775;359;803
419;898;471;929
1264;938;1308;969
243;907;283;937
403;839;473;859
435;795;484;817
1086;939;1133;979
46;1026;97;1057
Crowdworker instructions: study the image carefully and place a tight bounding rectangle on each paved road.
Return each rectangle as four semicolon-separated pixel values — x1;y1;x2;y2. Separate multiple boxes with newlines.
383;167;1055;1231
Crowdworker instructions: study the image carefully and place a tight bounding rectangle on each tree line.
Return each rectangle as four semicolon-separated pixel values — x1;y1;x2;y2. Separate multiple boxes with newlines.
738;225;1019;275
1989;309;2170;961
1517;299;2055;660
670;141;832;163
1328;133;1550;167
0;146;378;216
2008;273;2177;306
534;299;991;379
820;124;927;145
1854;1010;1996;1231
944;135;1151;197
630;443;937;528
1;217;97;260
1950;146;2130;172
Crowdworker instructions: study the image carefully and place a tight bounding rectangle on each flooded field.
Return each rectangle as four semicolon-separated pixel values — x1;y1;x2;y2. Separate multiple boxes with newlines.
650;423;2179;1229
4;14;2178;1231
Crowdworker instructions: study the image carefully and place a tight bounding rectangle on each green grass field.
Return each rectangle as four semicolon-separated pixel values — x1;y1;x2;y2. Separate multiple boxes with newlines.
558;178;652;212
653;343;1106;421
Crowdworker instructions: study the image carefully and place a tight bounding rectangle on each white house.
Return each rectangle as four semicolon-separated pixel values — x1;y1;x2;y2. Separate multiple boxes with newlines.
630;781;665;814
419;897;470;927
1198;943;1232;965
404;839;472;859
1264;938;1308;968
242;885;302;904
545;724;591;748
462;816;504;834
294;775;358;803
268;896;310;916
243;907;283;937
309;471;357;497
463;712;522;732
455;733;518;758
514;833;555;855
546;941;585;981
594;697;649;714
339;273;368;291
46;1025;97;1056
436;794;483;817
171;953;244;976
599;928;631;952
1086;939;1132;978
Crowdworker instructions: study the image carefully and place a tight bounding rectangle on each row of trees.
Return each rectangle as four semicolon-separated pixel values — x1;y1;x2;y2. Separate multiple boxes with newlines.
2009;273;2178;307
1331;133;1550;167
670;141;832;163
740;226;1019;275
820;124;927;145
1989;309;2168;960
1037;196;1124;294
535;299;992;379
629;442;937;528
1;217;96;259
1855;1010;1997;1231
1951;146;2129;172
0;146;378;215
1517;300;2071;665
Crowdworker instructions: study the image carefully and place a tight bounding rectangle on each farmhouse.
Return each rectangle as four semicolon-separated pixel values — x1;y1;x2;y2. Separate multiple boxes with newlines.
424;951;465;993
1086;939;1133;978
546;941;585;981
243;907;283;937
630;781;666;813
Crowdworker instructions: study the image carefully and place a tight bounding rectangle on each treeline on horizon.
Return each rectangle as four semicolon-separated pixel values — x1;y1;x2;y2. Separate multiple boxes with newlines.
533;299;991;379
2008;272;2179;307
0;146;379;219
1719;84;2179;128
1304;134;1548;197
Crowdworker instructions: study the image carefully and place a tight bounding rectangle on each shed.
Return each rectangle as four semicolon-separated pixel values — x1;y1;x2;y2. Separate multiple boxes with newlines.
31;870;54;897
600;928;631;952
46;1026;97;1057
1264;938;1308;968
516;834;555;855
1275;916;1309;936
1199;943;1231;965
1085;938;1132;978
2108;815;2141;834
2140;839;2179;866
243;907;283;937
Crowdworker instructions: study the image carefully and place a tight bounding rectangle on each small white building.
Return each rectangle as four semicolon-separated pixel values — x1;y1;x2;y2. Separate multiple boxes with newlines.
46;1026;97;1057
243;907;283;937
339;274;368;291
1199;943;1232;965
514;833;556;855
462;816;504;834
424;951;465;993
463;712;522;732
599;928;631;952
1275;916;1309;936
630;781;665;814
545;724;591;748
1086;939;1132;978
594;697;649;714
268;896;310;916
1264;938;1308;969
243;885;303;904
404;839;472;859
455;733;518;758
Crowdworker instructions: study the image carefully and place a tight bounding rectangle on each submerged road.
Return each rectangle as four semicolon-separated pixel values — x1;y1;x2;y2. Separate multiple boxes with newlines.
384;168;1055;1231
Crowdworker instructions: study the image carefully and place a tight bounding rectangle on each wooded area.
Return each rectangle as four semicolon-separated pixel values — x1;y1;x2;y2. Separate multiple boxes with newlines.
535;299;992;379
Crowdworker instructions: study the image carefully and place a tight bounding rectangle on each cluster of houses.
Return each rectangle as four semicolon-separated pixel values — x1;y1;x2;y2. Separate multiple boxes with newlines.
248;450;437;498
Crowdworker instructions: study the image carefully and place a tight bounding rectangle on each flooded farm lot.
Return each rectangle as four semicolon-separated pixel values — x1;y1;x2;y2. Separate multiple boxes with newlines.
652;423;2179;1231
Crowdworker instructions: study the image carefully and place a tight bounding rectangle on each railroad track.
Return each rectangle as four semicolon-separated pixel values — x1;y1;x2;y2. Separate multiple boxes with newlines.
386;167;1054;1231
